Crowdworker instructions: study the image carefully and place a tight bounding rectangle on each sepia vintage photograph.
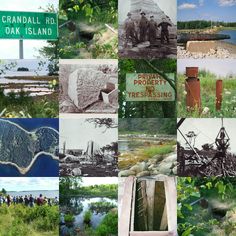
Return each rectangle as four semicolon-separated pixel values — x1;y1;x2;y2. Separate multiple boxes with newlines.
177;118;236;177
59;117;118;177
59;60;118;117
118;0;177;59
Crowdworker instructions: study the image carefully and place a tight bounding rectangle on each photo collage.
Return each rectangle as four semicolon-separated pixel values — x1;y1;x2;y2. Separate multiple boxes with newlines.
0;0;236;236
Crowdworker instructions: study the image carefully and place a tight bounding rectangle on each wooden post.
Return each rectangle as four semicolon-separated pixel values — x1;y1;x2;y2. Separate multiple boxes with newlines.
119;176;134;236
164;177;177;236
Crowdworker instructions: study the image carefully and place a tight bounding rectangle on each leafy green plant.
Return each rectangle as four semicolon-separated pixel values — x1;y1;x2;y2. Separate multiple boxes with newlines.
84;210;92;224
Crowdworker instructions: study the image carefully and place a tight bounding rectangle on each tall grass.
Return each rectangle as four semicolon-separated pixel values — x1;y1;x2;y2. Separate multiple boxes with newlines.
0;204;59;236
142;145;174;158
177;72;236;118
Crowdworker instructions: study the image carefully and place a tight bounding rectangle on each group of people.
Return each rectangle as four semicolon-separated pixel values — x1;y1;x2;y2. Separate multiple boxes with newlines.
0;194;59;207
124;11;172;47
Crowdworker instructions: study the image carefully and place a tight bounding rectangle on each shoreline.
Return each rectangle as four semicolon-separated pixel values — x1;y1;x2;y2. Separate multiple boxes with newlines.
0;119;59;175
0;152;59;175
3;75;58;81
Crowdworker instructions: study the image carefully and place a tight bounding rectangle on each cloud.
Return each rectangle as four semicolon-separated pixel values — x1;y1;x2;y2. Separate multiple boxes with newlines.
218;0;236;6
178;3;197;9
0;177;59;191
199;0;204;6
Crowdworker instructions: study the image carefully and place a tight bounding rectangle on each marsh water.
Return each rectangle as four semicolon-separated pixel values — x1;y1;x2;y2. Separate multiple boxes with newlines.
63;197;117;230
0;76;53;96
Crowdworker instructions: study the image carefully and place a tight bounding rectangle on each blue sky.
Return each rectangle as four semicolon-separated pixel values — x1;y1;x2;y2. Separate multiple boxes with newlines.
178;0;236;22
0;0;58;59
0;177;59;191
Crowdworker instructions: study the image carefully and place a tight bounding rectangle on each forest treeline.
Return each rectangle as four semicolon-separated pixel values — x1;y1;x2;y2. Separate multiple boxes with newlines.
119;118;176;135
59;177;118;199
178;20;236;30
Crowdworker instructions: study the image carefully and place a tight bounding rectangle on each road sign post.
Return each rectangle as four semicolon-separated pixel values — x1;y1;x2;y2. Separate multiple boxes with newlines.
0;11;58;59
0;11;58;40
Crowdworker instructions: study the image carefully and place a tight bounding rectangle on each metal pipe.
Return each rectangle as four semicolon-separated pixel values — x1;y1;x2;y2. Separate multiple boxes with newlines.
216;80;223;111
185;67;201;111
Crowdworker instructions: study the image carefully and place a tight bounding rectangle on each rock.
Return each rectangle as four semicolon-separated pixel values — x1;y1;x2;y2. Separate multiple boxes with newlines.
72;168;82;176
148;164;155;170
152;155;164;163
158;162;173;174
150;170;159;175
119;170;136;177
136;171;150;177
164;154;177;163
130;162;147;173
186;41;216;53
68;68;109;110
172;166;177;175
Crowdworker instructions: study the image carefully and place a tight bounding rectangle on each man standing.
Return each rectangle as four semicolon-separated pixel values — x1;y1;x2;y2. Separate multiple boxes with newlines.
124;12;136;46
139;11;148;42
158;17;172;44
148;15;158;46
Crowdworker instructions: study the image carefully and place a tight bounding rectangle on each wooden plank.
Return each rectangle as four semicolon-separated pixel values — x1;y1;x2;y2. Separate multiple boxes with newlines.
164;177;177;236
119;176;135;236
154;181;166;230
130;231;174;236
160;203;168;230
130;178;136;231
146;180;155;230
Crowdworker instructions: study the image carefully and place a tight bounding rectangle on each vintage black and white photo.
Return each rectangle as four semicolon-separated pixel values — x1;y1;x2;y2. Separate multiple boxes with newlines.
118;0;177;59
59;60;118;116
177;118;236;177
59;117;118;177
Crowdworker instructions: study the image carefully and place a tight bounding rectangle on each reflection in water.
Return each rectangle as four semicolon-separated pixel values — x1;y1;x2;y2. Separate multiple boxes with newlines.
62;197;117;230
119;139;160;152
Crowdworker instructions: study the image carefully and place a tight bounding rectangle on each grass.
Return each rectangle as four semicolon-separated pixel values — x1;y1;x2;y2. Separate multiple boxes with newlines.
89;201;117;213
177;72;236;118
84;210;92;224
0;89;58;118
0;204;59;236
142;144;174;158
119;141;175;169
84;211;118;236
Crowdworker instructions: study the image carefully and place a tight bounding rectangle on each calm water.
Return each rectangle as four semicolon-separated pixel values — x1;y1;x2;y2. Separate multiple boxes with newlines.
8;190;59;198
64;197;117;230
218;30;236;44
0;118;59;131
0;155;59;177
119;139;160;152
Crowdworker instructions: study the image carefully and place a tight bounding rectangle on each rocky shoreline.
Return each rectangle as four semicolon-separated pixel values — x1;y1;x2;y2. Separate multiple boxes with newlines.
119;148;177;177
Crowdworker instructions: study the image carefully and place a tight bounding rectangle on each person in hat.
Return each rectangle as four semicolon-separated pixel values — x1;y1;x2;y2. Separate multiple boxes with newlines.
139;11;148;42
158;17;172;44
124;12;136;46
148;15;158;46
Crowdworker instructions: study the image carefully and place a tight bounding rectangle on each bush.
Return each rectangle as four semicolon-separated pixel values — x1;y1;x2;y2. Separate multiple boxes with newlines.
95;211;118;236
84;210;92;224
64;213;74;223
